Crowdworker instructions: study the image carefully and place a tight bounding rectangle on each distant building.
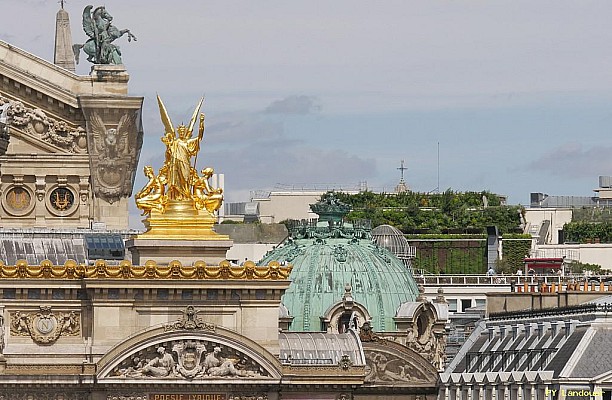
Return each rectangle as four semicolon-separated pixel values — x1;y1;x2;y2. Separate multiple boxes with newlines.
525;176;612;269
226;187;360;223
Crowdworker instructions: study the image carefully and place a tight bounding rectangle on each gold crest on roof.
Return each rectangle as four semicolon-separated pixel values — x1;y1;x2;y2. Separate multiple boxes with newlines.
135;96;227;240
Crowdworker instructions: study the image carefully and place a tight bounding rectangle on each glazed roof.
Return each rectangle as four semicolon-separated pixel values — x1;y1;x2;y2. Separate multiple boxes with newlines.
371;224;414;260
260;193;419;332
278;330;365;366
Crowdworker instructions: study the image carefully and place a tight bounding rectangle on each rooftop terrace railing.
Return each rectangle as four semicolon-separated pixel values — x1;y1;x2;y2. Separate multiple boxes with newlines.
416;274;563;286
417;274;612;294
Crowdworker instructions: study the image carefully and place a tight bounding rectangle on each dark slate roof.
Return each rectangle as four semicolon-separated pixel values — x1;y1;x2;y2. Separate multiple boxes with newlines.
547;326;588;377
570;328;612;378
449;319;586;376
455;333;489;373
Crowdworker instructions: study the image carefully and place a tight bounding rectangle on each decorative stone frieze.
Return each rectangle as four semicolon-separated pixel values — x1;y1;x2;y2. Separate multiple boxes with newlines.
0;96;87;153
364;348;430;383
106;395;148;400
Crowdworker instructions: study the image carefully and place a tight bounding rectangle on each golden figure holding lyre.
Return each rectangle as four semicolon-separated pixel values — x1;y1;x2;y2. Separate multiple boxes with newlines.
135;96;225;240
191;167;223;213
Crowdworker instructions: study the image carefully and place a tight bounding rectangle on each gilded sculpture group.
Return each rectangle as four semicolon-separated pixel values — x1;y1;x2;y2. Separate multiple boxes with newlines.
135;96;223;216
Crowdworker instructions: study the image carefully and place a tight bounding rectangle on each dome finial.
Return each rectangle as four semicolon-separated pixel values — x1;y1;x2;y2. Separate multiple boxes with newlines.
342;283;354;309
309;192;350;222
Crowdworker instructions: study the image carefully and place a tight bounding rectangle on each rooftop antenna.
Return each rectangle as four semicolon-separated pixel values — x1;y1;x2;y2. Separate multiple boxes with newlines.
59;0;66;9
429;142;440;194
437;141;440;193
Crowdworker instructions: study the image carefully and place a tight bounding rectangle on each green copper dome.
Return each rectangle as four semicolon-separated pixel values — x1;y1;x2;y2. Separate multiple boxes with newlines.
259;193;419;332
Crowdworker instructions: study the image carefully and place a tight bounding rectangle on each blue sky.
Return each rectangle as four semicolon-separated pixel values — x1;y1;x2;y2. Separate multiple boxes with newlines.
3;1;612;228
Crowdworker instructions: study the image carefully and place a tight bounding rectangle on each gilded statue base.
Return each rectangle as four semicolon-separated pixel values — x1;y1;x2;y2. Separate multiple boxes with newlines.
131;96;233;265
127;201;233;266
137;200;229;241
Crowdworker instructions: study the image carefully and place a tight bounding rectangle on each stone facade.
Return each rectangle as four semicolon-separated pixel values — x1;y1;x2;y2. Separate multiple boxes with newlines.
0;41;143;230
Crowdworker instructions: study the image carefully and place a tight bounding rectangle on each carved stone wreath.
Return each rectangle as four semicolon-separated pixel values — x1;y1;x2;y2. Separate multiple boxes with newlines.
0;96;87;153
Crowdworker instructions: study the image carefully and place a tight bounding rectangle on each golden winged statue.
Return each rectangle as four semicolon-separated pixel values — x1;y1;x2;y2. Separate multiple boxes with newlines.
135;96;223;217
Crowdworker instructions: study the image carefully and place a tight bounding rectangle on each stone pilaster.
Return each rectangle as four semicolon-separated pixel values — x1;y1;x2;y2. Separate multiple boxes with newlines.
79;90;143;229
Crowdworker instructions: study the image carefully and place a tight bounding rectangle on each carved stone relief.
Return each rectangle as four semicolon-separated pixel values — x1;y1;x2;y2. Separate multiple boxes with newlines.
110;339;269;380
0;103;11;154
1;185;35;216
10;306;80;344
0;96;87;153
164;305;215;332
404;307;446;370
81;107;143;204
363;349;430;384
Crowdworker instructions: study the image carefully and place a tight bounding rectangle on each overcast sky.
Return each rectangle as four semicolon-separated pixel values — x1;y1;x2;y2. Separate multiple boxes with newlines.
3;1;612;228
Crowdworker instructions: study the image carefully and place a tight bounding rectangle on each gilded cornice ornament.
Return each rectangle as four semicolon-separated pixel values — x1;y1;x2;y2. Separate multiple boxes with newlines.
0;96;87;153
10;306;80;344
0;259;292;280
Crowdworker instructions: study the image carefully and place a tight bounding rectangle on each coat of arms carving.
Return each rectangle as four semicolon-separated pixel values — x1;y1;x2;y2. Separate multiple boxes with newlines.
10;306;80;344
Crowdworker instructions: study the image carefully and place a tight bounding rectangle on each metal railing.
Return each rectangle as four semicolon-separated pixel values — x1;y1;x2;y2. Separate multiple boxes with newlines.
489;303;612;320
416;274;564;286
